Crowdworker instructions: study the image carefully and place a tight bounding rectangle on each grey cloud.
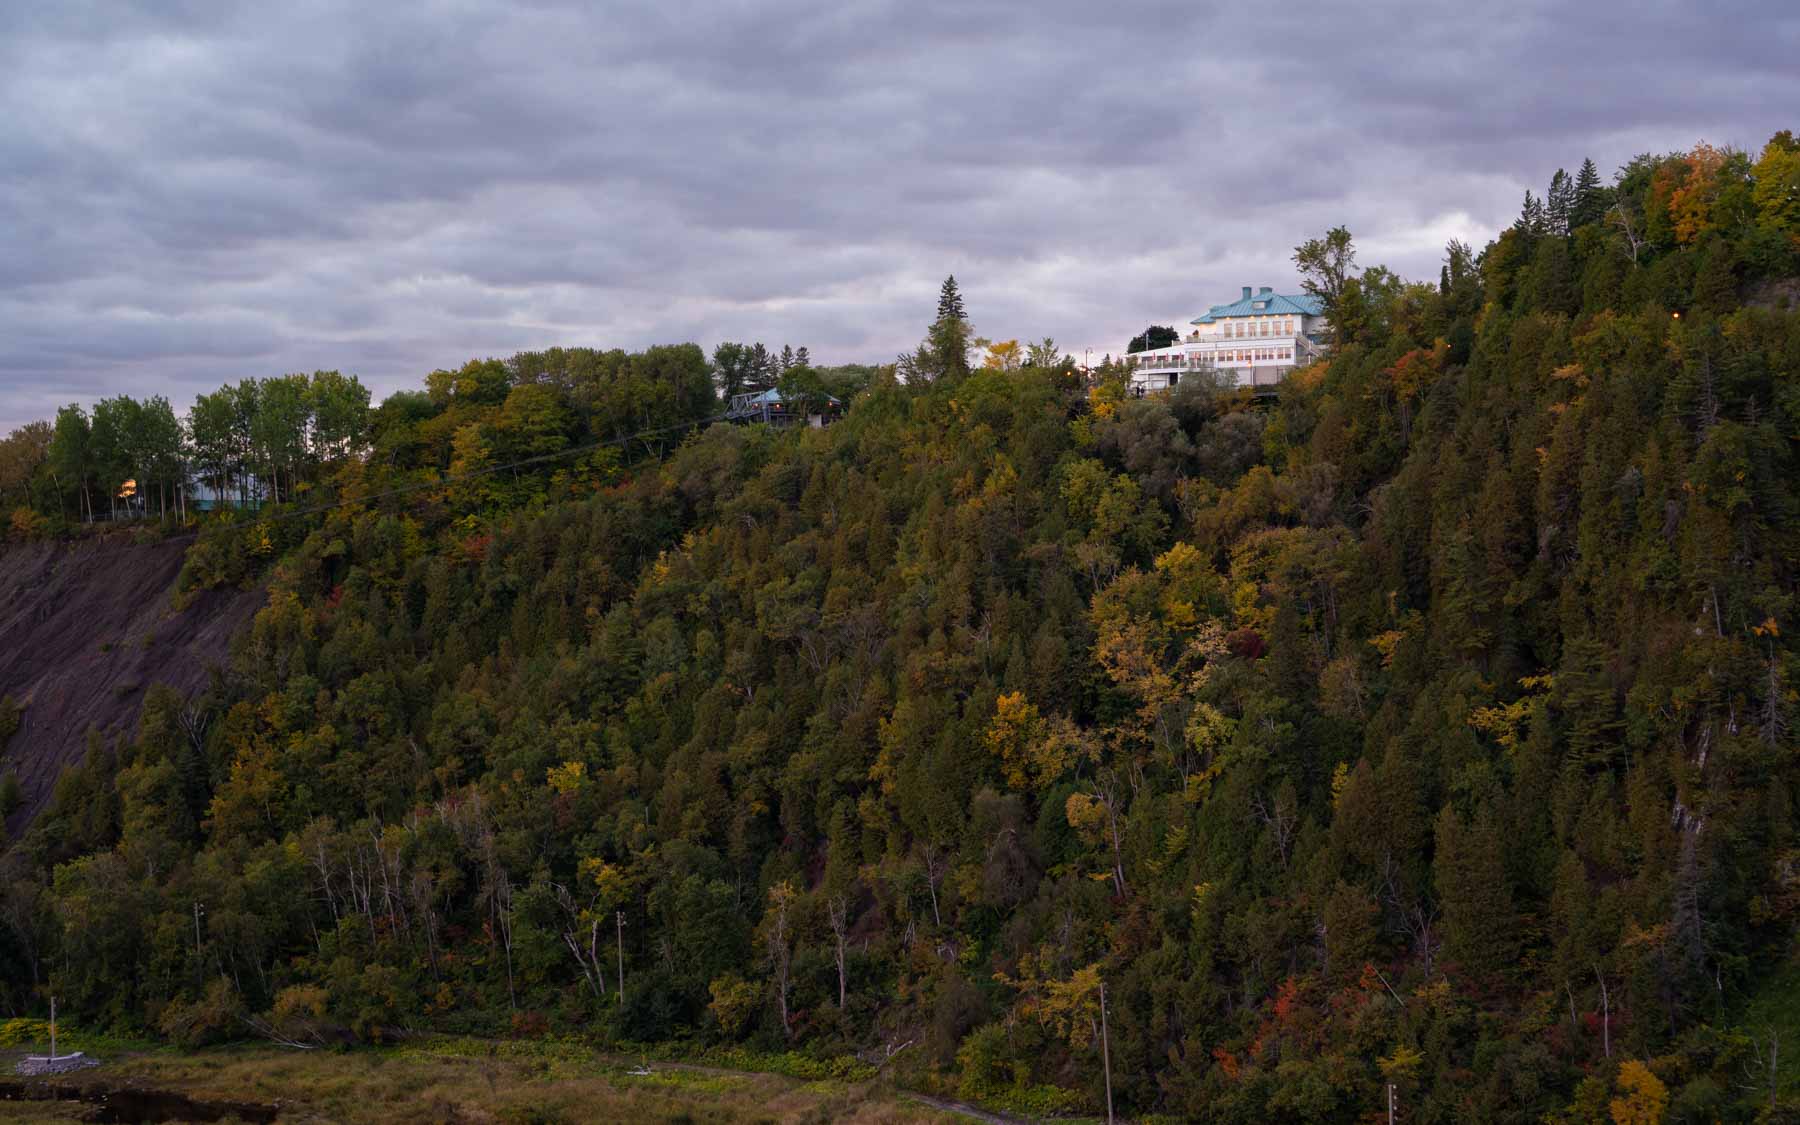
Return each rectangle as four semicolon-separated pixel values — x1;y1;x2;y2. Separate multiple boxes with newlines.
1;0;1795;430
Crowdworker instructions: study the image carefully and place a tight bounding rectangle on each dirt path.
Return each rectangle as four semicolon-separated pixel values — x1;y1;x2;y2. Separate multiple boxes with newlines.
896;1090;1028;1124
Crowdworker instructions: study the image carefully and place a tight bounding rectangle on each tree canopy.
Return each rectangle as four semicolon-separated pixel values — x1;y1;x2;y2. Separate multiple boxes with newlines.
3;132;1800;1122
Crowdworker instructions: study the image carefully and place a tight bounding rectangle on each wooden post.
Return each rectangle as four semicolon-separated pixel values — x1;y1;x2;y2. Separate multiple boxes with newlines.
615;910;625;1003
1388;1082;1396;1124
1098;980;1114;1125
49;995;57;1060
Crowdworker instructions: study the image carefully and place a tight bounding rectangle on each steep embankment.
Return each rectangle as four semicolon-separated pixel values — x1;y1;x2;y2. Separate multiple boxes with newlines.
0;534;262;830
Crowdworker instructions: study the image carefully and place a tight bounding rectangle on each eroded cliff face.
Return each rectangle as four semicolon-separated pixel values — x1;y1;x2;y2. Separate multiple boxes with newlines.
0;534;262;831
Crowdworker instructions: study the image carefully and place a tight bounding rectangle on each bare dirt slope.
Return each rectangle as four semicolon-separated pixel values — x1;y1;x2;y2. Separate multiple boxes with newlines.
0;534;263;831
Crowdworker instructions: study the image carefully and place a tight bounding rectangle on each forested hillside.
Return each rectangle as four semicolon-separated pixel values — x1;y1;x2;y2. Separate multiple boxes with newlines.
2;134;1798;1122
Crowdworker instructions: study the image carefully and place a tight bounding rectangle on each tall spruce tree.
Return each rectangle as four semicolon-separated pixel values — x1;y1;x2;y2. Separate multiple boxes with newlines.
1571;157;1605;228
937;275;966;322
902;275;972;383
1518;190;1547;235
1547;168;1573;235
1433;803;1519;981
746;343;777;393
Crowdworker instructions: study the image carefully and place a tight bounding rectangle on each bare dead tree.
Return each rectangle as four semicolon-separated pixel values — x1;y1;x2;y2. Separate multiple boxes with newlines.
1380;854;1440;976
1594;964;1612;1059
241;1013;321;1051
1740;1026;1781;1114
408;869;442;980
1251;790;1299;869
764;883;796;1039
921;842;947;928
1762;655;1789;749
495;872;517;1011
828;894;851;1010
551;883;606;1002
1609;199;1645;265
474;825;517;1011
177;702;210;754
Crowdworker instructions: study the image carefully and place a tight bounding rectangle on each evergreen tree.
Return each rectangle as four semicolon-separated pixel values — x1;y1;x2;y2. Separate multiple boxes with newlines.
779;344;795;373
1518;190;1547;235
937;275;966;322
746;343;777;393
902;278;973;383
1433;803;1519;981
794;346;810;368
1547;168;1573;235
1571;157;1605;228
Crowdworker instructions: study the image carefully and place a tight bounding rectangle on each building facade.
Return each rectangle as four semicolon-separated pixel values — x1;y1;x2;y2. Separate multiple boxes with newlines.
1127;286;1328;394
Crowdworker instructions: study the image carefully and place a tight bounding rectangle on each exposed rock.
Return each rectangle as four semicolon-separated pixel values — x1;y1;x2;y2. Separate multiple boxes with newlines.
0;533;263;833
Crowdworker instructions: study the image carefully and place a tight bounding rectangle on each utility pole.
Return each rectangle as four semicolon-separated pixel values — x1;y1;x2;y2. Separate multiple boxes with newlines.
193;901;205;988
1388;1083;1396;1124
1098;979;1114;1125
615;910;626;1004
49;995;57;1061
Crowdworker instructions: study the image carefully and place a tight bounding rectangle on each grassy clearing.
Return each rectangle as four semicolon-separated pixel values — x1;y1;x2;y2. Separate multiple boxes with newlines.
1;1041;965;1124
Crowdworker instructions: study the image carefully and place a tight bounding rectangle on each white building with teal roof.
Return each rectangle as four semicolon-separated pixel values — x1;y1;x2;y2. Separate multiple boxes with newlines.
1128;286;1329;394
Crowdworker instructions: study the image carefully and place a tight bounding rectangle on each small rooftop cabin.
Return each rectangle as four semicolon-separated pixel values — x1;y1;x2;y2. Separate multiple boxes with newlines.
725;387;843;428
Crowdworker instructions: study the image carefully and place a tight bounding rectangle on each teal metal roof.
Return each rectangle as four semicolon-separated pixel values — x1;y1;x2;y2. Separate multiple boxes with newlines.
1190;289;1323;324
734;387;842;407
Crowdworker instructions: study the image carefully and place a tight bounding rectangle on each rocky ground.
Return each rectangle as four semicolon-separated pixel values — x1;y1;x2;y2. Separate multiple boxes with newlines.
0;532;262;832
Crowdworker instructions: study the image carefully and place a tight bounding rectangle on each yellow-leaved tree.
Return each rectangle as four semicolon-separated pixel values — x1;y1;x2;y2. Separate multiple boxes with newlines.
1609;1060;1668;1125
980;339;1024;371
984;692;1089;791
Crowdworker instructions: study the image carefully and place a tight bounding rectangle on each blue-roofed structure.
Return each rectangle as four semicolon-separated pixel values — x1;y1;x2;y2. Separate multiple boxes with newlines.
1128;285;1331;396
1190;288;1324;324
725;387;844;428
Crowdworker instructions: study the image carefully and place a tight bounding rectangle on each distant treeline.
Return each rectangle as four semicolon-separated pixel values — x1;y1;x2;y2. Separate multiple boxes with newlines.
0;343;878;539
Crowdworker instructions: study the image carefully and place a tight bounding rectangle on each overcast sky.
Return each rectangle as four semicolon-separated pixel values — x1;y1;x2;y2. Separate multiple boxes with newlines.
2;1;1795;431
